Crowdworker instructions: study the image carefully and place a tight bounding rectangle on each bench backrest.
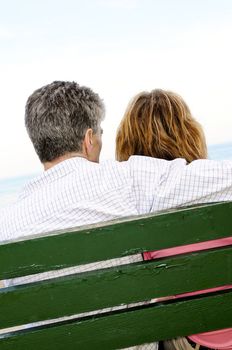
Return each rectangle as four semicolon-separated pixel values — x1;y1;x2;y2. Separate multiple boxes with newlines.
0;202;232;349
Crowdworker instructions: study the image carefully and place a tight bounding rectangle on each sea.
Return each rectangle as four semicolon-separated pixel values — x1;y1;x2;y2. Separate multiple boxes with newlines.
1;142;232;209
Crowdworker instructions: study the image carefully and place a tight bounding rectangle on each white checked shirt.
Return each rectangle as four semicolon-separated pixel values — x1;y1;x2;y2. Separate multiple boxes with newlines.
1;155;232;349
1;155;232;241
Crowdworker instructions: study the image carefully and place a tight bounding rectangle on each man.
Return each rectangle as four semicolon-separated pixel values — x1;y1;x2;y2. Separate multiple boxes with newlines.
1;80;232;241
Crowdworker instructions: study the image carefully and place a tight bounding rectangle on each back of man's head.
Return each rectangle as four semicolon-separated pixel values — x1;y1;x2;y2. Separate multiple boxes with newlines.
25;81;105;163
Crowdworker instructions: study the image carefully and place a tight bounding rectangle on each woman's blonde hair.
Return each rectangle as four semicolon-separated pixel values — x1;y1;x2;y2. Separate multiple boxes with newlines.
116;89;207;162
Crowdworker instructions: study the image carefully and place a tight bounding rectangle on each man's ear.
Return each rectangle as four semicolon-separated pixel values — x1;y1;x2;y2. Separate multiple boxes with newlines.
82;128;93;157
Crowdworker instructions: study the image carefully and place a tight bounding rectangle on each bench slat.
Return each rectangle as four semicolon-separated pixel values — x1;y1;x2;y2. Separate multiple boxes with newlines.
0;202;232;280
0;290;232;350
1;246;231;329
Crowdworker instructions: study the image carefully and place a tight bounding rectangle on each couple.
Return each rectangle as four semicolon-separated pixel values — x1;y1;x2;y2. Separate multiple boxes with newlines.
1;81;232;349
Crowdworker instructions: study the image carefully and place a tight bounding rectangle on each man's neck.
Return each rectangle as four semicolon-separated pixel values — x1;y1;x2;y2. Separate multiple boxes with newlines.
43;152;87;171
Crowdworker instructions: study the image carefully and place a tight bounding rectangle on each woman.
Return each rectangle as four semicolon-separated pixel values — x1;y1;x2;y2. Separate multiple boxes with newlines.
116;89;232;350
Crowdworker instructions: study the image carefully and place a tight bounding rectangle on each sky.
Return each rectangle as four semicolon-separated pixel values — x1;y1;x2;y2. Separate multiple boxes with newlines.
0;0;232;179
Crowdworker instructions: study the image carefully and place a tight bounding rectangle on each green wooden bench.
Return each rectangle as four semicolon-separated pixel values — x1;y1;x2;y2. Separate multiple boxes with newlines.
0;202;232;349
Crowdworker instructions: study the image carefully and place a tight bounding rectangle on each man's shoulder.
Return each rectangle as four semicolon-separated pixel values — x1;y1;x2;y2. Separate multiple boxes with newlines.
101;156;175;168
124;155;187;172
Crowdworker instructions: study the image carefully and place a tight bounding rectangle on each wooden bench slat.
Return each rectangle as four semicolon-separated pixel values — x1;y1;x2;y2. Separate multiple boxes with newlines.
0;290;232;350
1;246;231;329
0;202;232;280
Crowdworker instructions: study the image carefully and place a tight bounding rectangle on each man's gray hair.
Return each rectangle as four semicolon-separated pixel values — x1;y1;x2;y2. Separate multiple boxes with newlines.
25;81;105;162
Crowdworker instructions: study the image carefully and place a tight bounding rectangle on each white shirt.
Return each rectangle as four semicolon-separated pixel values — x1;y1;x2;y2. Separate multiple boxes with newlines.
1;155;232;242
1;155;232;347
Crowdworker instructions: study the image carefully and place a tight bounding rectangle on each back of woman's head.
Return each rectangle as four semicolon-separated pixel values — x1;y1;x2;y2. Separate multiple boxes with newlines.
116;89;207;162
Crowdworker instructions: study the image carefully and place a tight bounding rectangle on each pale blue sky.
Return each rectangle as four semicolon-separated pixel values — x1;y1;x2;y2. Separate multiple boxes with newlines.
0;0;232;178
